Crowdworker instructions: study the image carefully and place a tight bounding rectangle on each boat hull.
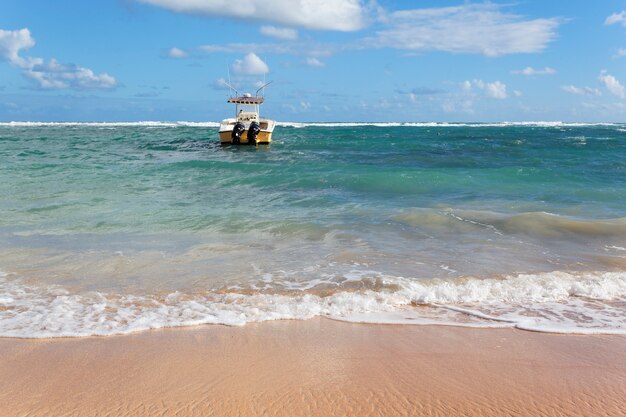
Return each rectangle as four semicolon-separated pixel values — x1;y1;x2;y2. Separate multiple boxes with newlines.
218;130;272;145
219;118;275;145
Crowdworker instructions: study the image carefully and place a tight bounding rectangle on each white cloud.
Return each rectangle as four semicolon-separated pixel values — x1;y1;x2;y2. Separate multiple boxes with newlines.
189;4;560;61
213;78;230;90
598;71;625;98
0;28;34;65
199;42;334;57
605;11;626;27
24;59;117;90
260;26;298;41
561;85;601;96
137;0;367;31
167;47;187;58
377;98;391;109
305;57;325;67
464;79;507;99
0;28;117;90
442;99;474;114
614;48;626;58
513;90;523;97
484;81;507;99
512;66;556;75
364;3;560;56
232;53;269;75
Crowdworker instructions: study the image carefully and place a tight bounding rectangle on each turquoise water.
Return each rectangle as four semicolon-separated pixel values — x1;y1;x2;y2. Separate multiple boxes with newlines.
0;122;625;336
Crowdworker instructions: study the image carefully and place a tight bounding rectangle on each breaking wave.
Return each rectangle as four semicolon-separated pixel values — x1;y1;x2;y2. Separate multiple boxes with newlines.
0;121;221;128
276;121;625;128
1;270;624;338
392;210;626;239
1;121;624;129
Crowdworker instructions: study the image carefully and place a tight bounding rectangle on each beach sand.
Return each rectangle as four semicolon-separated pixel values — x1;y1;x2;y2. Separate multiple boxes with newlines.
1;318;624;417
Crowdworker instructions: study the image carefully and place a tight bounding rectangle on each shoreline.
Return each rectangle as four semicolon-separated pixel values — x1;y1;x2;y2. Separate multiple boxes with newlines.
1;318;625;416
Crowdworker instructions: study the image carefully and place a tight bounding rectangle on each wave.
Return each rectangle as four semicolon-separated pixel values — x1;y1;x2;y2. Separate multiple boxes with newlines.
0;121;220;128
1;121;624;128
276;121;625;128
392;209;626;239
1;270;624;338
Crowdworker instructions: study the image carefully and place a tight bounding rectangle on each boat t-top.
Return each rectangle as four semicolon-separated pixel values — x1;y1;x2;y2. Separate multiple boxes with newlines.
219;83;275;145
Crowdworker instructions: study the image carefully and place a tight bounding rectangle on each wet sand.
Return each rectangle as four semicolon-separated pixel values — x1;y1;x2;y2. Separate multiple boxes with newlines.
1;318;625;417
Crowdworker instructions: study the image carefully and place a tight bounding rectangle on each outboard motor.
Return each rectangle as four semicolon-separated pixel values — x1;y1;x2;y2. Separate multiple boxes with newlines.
247;122;261;145
231;122;245;144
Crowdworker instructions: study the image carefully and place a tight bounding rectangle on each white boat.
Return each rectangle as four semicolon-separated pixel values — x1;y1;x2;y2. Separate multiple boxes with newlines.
218;85;275;145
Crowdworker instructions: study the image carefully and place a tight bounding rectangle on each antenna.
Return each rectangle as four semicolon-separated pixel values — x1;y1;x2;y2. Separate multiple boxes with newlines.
226;65;237;97
256;81;272;97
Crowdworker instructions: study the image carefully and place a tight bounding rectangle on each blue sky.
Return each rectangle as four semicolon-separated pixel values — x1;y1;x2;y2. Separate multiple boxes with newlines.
1;0;626;122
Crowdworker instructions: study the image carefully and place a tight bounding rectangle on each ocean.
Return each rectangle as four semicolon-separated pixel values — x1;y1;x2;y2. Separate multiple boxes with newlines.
0;121;625;337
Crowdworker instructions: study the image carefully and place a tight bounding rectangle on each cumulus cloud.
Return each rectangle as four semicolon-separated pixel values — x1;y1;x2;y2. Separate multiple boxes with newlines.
260;26;298;41
0;27;35;64
232;53;269;75
364;3;560;56
0;28;117;90
561;85;601;96
305;57;325;67
483;81;507;99
598;71;625;98
605;11;626;27
167;47;187;58
512;66;556;75
614;48;626;58
181;4;562;61
464;79;507;99
199;41;335;58
442;99;474;114
23;59;117;90
213;77;231;90
137;0;367;31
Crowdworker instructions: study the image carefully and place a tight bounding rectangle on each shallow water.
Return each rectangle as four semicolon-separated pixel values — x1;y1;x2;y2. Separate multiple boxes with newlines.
0;122;625;337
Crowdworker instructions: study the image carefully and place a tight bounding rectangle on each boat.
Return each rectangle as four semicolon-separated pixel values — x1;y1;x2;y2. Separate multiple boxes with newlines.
218;83;275;145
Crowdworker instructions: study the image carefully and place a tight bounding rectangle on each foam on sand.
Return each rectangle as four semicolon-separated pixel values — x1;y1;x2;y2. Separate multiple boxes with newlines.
1;270;624;338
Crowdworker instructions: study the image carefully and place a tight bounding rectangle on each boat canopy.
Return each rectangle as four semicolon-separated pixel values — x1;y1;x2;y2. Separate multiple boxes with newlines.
228;96;264;104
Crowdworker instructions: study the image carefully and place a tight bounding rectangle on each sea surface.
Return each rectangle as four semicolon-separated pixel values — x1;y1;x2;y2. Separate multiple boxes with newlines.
0;121;625;337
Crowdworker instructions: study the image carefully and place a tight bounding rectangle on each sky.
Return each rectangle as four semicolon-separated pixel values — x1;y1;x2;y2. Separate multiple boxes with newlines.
1;0;626;122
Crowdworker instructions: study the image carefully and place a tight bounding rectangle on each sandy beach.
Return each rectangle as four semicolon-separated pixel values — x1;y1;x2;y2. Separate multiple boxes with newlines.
3;1;626;416
1;319;624;417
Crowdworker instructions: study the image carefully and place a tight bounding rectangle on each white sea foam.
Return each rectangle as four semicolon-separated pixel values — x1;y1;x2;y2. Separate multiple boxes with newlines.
275;121;624;128
0;121;220;128
0;271;624;338
1;121;623;129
